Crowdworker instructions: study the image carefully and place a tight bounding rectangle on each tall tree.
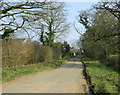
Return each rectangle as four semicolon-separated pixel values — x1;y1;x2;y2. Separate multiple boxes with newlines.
93;2;120;42
39;2;70;46
61;41;71;58
77;7;119;60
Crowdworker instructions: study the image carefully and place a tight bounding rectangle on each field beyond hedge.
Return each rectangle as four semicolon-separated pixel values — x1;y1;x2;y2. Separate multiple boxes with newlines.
2;59;67;82
82;57;119;94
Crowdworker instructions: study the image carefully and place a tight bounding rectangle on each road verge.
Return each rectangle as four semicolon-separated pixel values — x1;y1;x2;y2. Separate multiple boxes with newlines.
81;57;119;94
81;58;95;95
2;59;67;83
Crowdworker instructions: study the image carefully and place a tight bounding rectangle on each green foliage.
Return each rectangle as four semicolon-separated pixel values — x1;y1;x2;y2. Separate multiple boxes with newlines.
78;4;119;67
40;24;45;45
2;28;14;39
61;41;71;58
106;55;119;72
52;42;71;60
2;59;66;82
83;57;119;94
82;57;92;61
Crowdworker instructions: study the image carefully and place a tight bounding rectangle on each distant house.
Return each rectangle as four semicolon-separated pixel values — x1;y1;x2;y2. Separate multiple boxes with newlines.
70;49;80;56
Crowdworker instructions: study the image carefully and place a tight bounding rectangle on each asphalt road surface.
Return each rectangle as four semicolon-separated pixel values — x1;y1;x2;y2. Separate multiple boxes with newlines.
2;57;89;93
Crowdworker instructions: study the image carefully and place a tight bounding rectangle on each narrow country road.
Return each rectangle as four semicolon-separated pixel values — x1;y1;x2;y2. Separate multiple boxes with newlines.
2;57;89;93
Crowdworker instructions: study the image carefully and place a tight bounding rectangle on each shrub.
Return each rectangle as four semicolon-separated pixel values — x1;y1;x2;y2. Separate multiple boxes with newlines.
43;46;53;62
2;39;54;68
52;45;62;60
107;55;119;72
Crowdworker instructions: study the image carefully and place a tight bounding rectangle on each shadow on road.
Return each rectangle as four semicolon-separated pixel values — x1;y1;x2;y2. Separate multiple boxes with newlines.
61;57;82;69
61;63;82;69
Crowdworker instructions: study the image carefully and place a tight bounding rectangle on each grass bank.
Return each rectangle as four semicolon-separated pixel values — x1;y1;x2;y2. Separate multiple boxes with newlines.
2;59;67;82
82;57;119;94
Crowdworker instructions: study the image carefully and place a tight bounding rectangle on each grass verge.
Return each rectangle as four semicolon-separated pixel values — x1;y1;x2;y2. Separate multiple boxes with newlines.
82;57;119;94
2;59;67;82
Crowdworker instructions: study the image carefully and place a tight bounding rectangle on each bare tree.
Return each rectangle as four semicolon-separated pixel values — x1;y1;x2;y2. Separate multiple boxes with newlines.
0;1;50;39
38;2;70;46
